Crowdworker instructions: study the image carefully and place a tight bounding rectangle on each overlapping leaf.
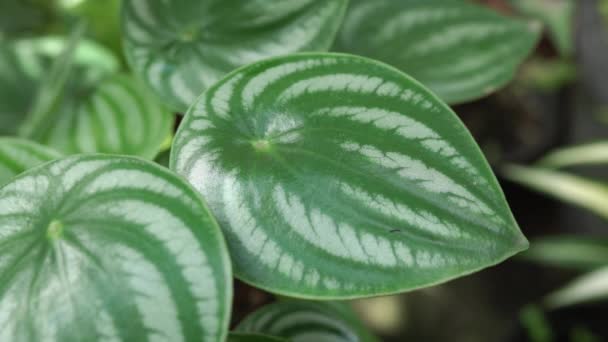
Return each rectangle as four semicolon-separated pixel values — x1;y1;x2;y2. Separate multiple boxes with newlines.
228;333;288;342
0;137;62;186
333;0;540;104
0;36;118;135
0;154;232;341
236;301;373;342
171;53;527;298
121;0;348;111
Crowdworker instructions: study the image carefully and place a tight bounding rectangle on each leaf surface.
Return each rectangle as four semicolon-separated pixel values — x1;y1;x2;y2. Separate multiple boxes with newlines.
236;300;372;342
0;154;232;341
171;53;527;298
333;0;539;104
121;0;348;111
0;137;62;186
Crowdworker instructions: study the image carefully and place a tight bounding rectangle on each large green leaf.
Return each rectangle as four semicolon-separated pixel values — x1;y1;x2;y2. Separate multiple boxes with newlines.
121;0;348;111
0;137;62;187
236;301;373;342
0;36;119;135
333;0;540;104
171;53;527;298
27;74;174;159
0;154;232;341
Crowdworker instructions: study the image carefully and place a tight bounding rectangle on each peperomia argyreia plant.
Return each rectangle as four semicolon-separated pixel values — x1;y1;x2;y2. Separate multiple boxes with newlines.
0;0;537;341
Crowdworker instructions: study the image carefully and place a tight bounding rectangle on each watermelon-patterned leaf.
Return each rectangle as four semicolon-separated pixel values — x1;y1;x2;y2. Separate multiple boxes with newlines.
170;53;527;298
33;74;174;159
0;36;119;135
121;0;348;111
0;154;232;341
228;333;289;342
235;300;373;342
333;0;540;104
0;137;62;187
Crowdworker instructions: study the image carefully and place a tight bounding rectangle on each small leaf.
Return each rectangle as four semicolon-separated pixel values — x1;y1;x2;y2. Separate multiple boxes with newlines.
503;164;608;221
171;53;527;298
0;154;232;341
0;137;62;186
538;141;608;168
121;0;349;111
0;36;119;135
333;0;540;104
228;333;289;342
236;300;373;342
546;267;608;309
35;74;174;159
521;236;608;271
509;0;575;56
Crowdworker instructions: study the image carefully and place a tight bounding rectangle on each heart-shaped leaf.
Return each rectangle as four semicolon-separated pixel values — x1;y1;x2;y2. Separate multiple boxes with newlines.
333;0;540;104
29;74;174;159
0;137;62;186
235;300;373;342
0;36;119;135
0;154;232;341
171;53;527;298
121;0;348;111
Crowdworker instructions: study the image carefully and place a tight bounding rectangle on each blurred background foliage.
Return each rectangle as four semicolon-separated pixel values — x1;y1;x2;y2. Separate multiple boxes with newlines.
1;0;607;341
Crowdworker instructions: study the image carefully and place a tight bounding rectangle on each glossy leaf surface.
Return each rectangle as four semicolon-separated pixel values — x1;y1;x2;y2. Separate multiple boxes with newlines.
122;0;348;111
0;36;118;135
171;53;527;298
0;155;232;341
0;137;62;186
236;301;371;342
333;0;539;104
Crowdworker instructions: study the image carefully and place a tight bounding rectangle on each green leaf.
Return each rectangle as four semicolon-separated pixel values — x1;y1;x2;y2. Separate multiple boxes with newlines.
333;0;540;104
509;0;575;56
236;300;373;342
521;236;608;271
538;141;608;168
30;74;174;159
228;333;289;342
171;53;527;298
546;266;608;309
121;0;349;111
0;137;62;187
0;154;232;341
0;36;119;135
502;164;608;221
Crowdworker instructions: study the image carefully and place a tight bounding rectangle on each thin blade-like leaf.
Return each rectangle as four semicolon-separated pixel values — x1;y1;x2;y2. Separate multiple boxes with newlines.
538;141;608;168
546;267;608;309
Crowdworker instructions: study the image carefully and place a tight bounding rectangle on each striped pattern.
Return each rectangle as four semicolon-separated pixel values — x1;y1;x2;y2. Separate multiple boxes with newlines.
0;155;232;341
170;53;527;298
236;301;367;342
122;0;348;111
39;74;173;159
0;37;118;135
0;137;62;187
333;0;540;104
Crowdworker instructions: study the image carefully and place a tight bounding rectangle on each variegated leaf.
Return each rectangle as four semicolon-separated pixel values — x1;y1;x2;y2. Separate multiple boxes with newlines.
0;137;62;186
0;36;118;135
171;53;527;298
121;0;348;111
236;300;373;342
0;154;232;341
333;0;540;104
